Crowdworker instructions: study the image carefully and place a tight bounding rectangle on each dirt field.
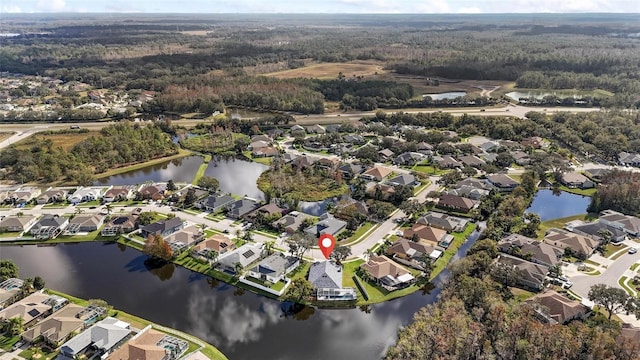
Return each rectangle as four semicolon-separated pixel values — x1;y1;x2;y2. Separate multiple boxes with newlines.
0;132;14;142
264;61;386;79
13;131;100;151
380;73;508;98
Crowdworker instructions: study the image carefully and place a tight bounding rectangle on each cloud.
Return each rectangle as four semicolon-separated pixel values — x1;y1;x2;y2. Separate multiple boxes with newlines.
36;0;66;12
1;5;21;13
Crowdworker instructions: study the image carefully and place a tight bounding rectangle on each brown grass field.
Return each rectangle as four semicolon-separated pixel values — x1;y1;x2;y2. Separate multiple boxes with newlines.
0;132;14;142
13;131;100;151
380;73;508;98
264;61;386;79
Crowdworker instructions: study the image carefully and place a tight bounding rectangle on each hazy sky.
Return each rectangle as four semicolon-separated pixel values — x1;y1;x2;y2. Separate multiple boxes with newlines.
1;0;639;14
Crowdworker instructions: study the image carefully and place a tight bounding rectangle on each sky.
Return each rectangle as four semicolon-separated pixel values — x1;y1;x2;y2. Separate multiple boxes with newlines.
1;0;639;14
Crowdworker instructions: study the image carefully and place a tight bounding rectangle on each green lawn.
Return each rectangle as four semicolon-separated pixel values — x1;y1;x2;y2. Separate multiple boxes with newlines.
430;223;477;280
412;164;448;175
191;154;212;185
341;222;376;245
619;276;636;297
413;181;431;196
341;260;424;305
0;333;20;351
609;246;630;260
537;213;590;239
631;263;639;271
585;259;601;267
557;185;597;197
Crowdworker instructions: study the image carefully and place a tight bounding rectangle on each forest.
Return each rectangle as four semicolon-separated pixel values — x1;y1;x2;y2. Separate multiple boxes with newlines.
0;122;177;184
588;171;640;215
1;13;639;117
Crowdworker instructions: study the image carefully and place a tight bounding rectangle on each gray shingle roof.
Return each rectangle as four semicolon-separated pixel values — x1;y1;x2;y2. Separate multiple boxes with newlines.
308;261;343;289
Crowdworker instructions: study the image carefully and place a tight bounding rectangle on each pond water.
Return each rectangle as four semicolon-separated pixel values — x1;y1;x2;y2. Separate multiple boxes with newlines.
506;91;583;101
204;157;268;201
94;156;204;186
300;199;333;216
422;91;467;100
526;189;591;221
0;226;483;360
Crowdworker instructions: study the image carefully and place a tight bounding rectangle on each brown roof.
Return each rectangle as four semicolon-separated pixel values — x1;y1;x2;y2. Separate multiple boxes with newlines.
362;166;392;180
544;229;599;256
193;235;235;253
360;255;410;280
104;188;130;197
107;328;166;360
438;194;477;211
528;290;590;324
22;304;85;343
403;224;447;244
387;239;435;258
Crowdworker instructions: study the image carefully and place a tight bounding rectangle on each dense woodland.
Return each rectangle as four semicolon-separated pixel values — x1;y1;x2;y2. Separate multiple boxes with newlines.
0;123;177;184
589;171;640;215
1;14;640;116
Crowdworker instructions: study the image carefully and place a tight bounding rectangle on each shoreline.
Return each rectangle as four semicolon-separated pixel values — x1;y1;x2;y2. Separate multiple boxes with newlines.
92;148;194;180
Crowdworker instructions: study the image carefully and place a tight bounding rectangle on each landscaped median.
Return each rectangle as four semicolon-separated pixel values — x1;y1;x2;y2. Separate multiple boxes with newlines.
44;289;228;360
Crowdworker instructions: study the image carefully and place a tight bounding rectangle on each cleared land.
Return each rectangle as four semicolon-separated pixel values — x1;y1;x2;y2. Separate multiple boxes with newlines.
13;131;100;150
264;61;385;79
0;132;13;142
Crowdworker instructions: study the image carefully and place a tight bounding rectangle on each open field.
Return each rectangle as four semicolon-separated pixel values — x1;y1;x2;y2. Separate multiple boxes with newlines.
0;132;13;142
13;131;100;151
492;82;615;99
264;61;385;79
380;73;508;97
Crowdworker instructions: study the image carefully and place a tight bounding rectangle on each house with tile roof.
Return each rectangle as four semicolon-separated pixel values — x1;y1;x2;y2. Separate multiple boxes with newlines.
560;172;595;189
495;254;549;291
273;211;313;234
498;233;563;267
308;261;357;301
30;214;69;239
403;223;451;247
140;217;184;239
360;166;393;182
37;189;68;205
0;292;60;327
387;239;442;263
248;253;300;283
437;194;477;213
544;229;600;258
217;244;263;274
22;304;86;346
360;255;414;288
599;210;640;237
417;212;468;232
526;290;591;325
193;235;235;256
0;215;37;233
107;326;188;360
67;214;105;233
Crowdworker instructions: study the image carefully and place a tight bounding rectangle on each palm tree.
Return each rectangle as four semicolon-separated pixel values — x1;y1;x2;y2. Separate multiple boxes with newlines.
204;250;219;266
233;262;244;276
104;203;113;216
263;240;276;256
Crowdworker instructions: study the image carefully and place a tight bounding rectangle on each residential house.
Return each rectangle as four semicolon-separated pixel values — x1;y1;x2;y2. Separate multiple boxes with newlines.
0;292;63;327
0;278;24;309
265;129;284;139
360;166;393;182
583;168;611;182
337;163;364;180
164;225;204;247
281;153;299;164
394;152;425;166
437;194;477;213
290;124;305;132
103;187;132;203
217;244;263;274
479;141;499;152
246;203;285;221
343;134;365;144
333;199;369;221
446;185;489;200
403;223;452;247
544;229;600;257
365;182;396;200
140;217;184;238
456;177;495;191
251;134;271;143
526;290;591;325
0;215;37;233
304;213;347;237
360;255;414;288
433;155;461;169
252;146;279;157
193;234;235;256
30;214;69;239
306;124;326;134
199;194;235;213
598;210;640;237
387;239;442;263
21;304;86;346
560;172;595;189
386;174;418;187
496;254;549;291
315;158;340;171
458;155;486;168
511;151;531;166
107;327;188;360
308;261;357;301
619;152;640;167
486;174;519;191
138;184;166;201
248;253;300;283
498;233;563;267
565;220;626;244
225;198;260;219
378;149;395;161
417;212;468;232
67;214;105;233
249;140;270;151
10;188;41;204
37;189;68;204
59;317;131;359
68;187;105;203
101;214;137;236
292;155;319;169
273;211;313;234
416;142;434;154
481;153;498;163
521;136;544;149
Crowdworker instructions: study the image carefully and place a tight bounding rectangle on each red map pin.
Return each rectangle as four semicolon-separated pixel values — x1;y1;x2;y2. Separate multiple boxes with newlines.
318;234;336;260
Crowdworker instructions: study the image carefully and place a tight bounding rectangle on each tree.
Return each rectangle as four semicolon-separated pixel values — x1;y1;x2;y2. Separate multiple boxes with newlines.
286;278;315;304
263;240;276;256
588;284;631;320
20;278;34;296
0;260;19;282
461;166;477;177
286;233;315;260
104;203;113;216
490;262;523;290
6;316;24;336
183;188;198;206
399;199;422;219
233;262;244;276
197;176;220;192
33;276;45;290
548;264;563;279
143;234;173;261
137;211;156;226
330;245;351;265
167;179;177;191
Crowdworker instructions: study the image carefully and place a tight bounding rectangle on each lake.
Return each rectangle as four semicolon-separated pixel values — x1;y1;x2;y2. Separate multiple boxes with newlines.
526;189;591;221
0;226;483;360
422;91;467;100
94;156;268;200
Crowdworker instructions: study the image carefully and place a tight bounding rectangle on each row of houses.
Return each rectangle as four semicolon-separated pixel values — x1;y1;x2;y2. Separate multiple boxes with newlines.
0;214;105;239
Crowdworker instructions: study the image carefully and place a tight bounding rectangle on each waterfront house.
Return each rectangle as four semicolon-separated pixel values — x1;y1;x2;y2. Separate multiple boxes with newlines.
486;174;519;192
0;278;23;309
248;253;299;283
308;261;357;301
138;184;166;201
245;203;286;220
59;317;131;359
101;214;137;236
67;214;105;233
30;214;69;239
304;213;347;237
403;223;453;248
0;215;36;233
583;168;611;182
193;234;235;256
37;189;68;204
360;255;414;288
199;194;235;212
560;172;595;189
0;292;66;327
417;212;468;232
106;327;188;360
164;225;204;247
387;239;442;263
217;244;263;274
272;211;313;234
140;217;184;239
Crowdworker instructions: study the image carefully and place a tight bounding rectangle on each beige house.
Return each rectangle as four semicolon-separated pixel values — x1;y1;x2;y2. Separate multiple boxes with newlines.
360;255;414;288
22;304;85;346
0;215;37;233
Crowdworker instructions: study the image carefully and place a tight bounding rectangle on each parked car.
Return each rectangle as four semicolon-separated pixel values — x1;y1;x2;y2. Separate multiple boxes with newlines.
629;248;638;254
562;281;573;289
12;341;24;351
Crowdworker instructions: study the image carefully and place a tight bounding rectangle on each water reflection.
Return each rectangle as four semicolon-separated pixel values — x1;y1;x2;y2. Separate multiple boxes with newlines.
204;157;268;200
526;189;591;221
94;156;204;185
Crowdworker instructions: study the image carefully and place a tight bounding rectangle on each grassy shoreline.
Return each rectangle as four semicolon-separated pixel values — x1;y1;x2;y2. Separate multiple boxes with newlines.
45;289;228;360
93;148;193;180
192;154;213;185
